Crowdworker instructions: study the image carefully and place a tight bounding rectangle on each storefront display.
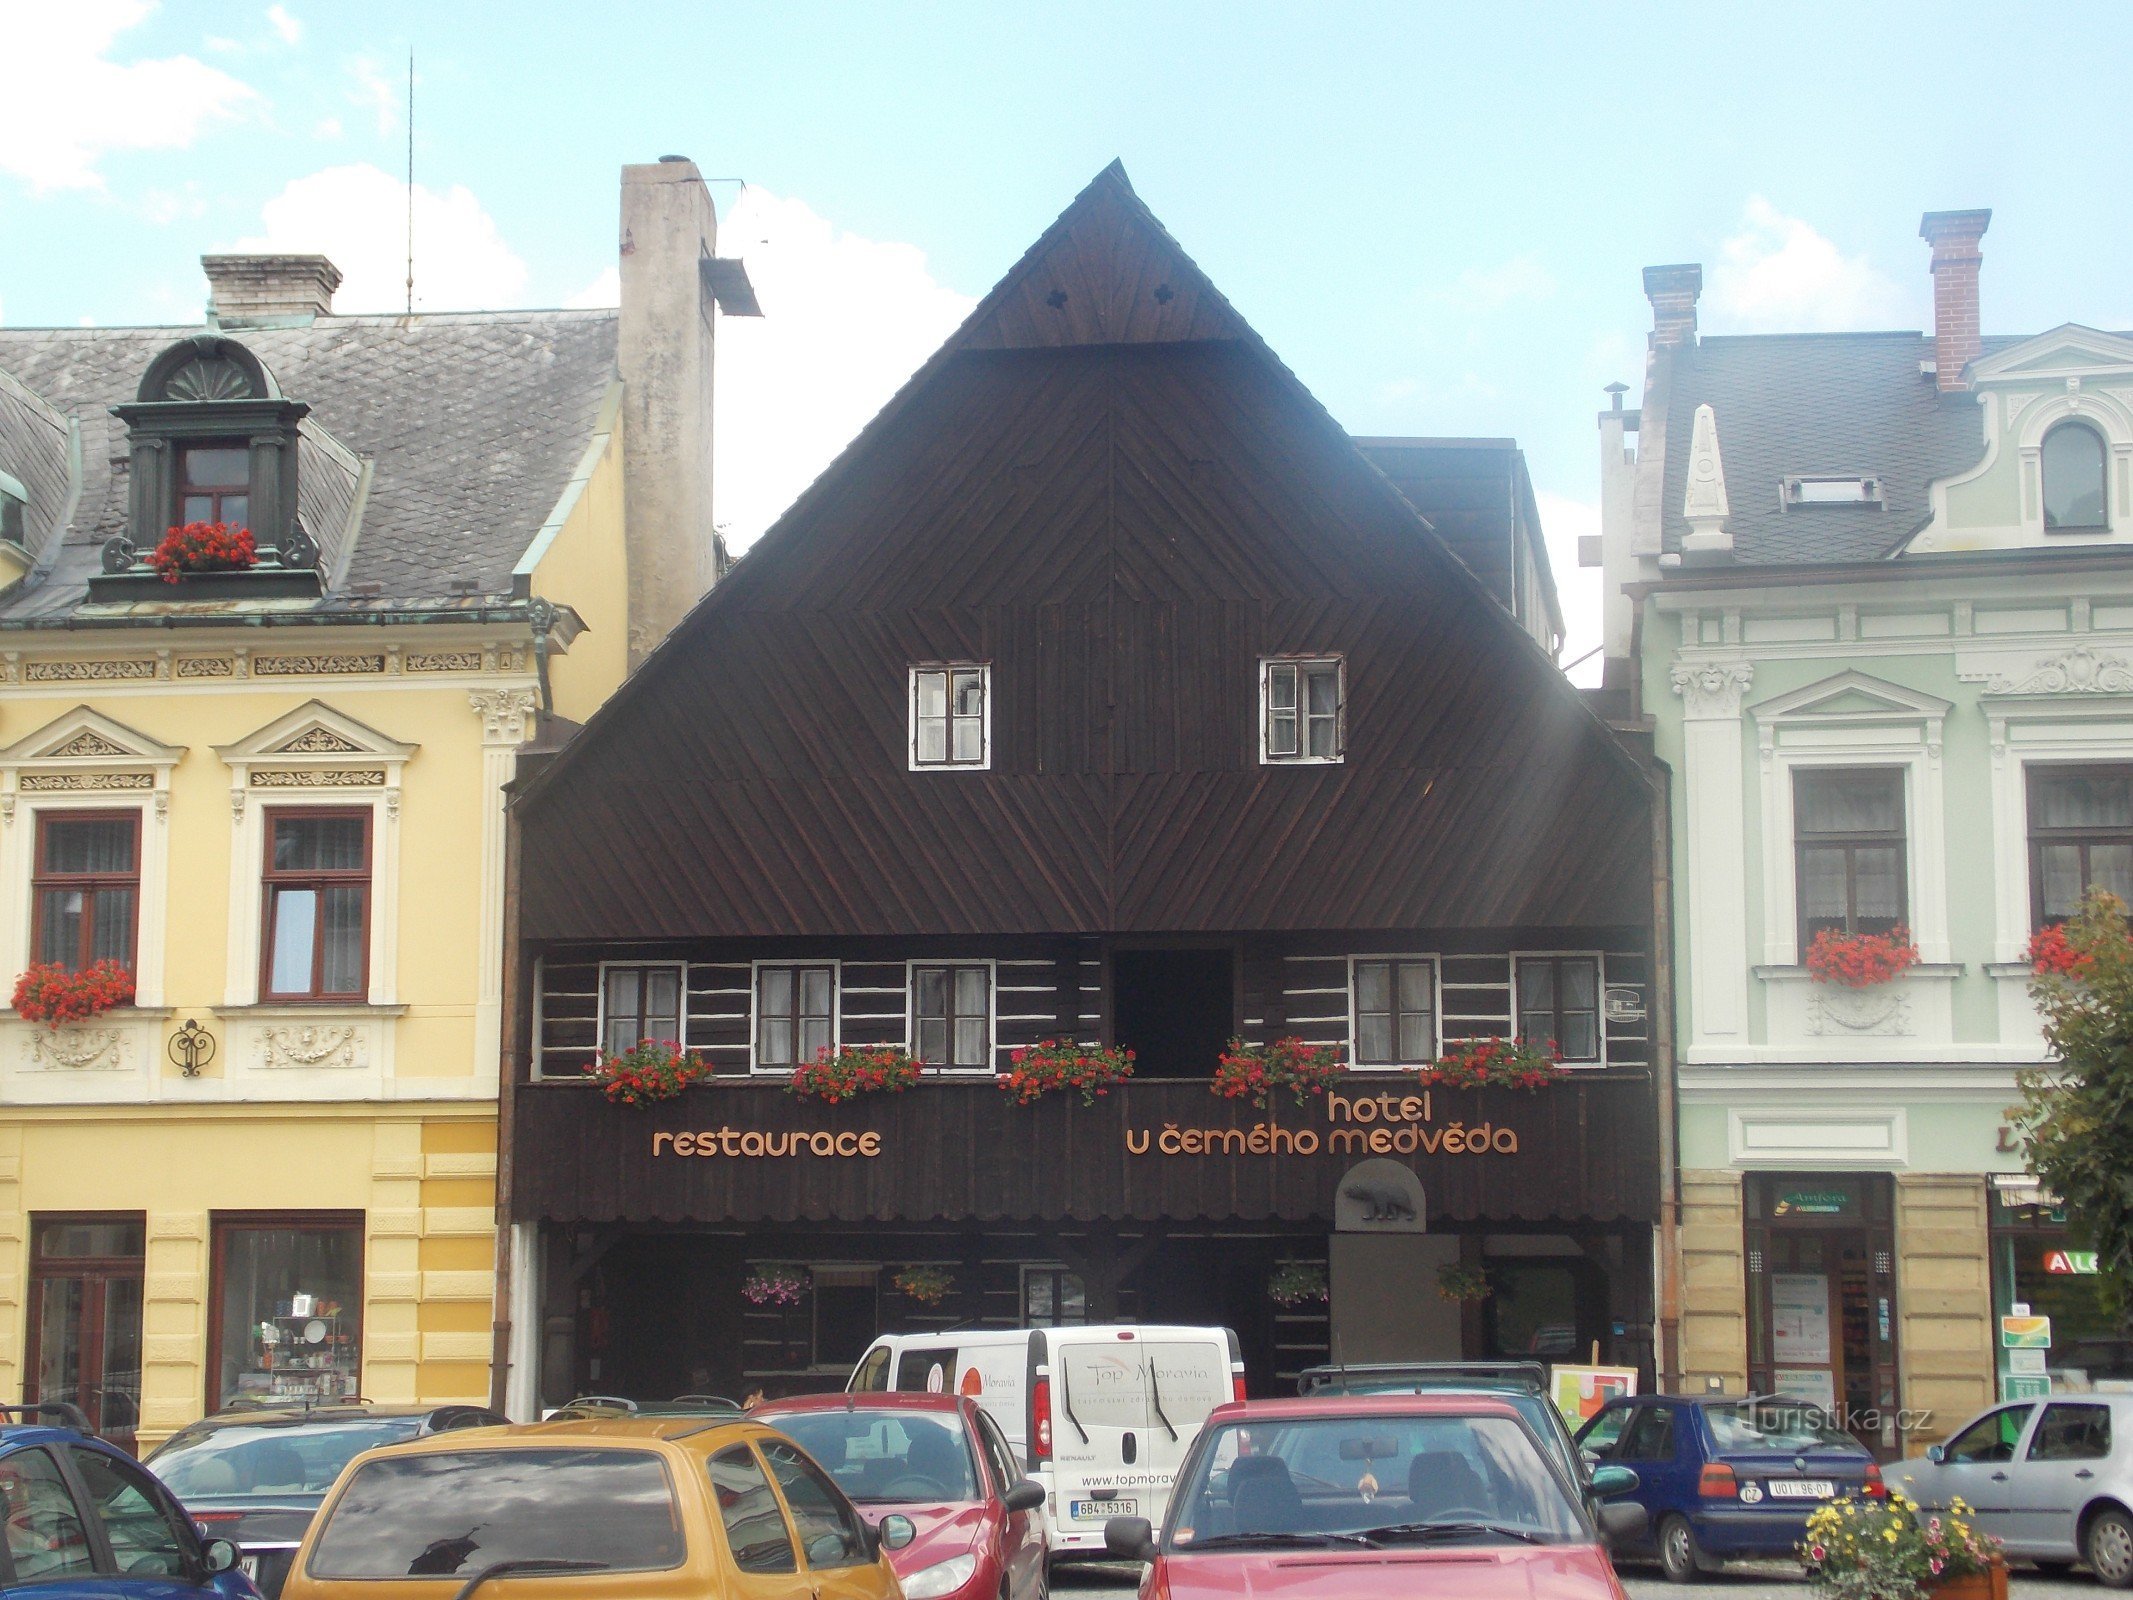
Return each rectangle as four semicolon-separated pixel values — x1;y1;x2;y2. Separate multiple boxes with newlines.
1990;1183;2130;1396
210;1215;363;1410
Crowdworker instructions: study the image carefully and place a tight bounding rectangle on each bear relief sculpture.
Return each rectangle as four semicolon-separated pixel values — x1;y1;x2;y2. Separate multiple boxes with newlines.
1333;1157;1428;1233
1340;1180;1417;1224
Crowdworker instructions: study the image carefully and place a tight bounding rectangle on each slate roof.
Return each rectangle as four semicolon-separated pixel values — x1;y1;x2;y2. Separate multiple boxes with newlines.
0;309;618;619
1657;331;2019;565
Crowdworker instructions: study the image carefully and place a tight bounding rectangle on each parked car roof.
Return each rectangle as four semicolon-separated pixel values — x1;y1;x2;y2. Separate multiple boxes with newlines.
1210;1393;1526;1424
758;1392;972;1415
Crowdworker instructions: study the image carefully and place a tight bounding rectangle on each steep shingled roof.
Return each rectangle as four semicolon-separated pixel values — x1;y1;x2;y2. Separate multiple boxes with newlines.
0;309;617;618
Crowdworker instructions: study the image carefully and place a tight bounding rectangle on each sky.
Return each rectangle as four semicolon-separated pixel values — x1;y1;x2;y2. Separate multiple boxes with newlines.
5;2;2132;684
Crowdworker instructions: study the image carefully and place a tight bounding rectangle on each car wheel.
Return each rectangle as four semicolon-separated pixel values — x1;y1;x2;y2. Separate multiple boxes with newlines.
1658;1515;1714;1583
2091;1509;2133;1589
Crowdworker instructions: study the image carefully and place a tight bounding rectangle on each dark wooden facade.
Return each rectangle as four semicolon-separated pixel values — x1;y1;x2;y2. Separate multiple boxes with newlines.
505;165;1660;1402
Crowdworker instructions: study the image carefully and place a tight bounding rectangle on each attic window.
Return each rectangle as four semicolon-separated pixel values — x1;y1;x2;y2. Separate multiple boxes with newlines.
0;469;25;547
1782;476;1884;509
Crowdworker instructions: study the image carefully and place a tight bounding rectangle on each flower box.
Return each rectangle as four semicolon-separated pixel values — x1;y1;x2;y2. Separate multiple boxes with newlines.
1417;1035;1564;1091
1805;924;1920;987
997;1040;1134;1105
1927;1559;2008;1600
148;521;257;583
787;1046;923;1103
583;1039;709;1107
10;960;134;1027
1213;1037;1346;1110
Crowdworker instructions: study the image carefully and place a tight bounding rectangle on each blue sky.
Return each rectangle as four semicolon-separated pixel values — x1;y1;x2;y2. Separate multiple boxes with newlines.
6;1;2132;671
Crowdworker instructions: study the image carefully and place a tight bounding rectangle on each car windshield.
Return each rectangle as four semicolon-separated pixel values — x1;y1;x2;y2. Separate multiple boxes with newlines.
761;1410;979;1503
1704;1402;1861;1454
307;1449;682;1578
1169;1414;1587;1549
149;1420;423;1497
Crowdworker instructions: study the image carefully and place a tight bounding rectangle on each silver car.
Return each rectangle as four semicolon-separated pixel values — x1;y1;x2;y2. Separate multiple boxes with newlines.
1890;1394;2133;1586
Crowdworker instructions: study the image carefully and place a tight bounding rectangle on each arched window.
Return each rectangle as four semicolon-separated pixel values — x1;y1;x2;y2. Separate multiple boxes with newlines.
2043;422;2109;531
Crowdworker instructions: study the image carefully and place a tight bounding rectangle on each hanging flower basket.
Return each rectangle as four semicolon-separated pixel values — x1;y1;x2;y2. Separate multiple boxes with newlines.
10;960;134;1027
1436;1264;1492;1303
1802;1490;2004;1600
1213;1037;1347;1110
583;1039;709;1107
1417;1035;1564;1091
997;1040;1134;1105
1267;1261;1328;1307
742;1266;809;1307
893;1265;956;1306
1805;924;1920;987
786;1045;924;1102
2028;923;2093;979
148;521;257;583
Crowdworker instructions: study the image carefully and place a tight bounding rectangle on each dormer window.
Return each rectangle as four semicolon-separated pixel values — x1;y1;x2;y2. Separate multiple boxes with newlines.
178;443;251;527
2044;422;2109;532
1782;475;1884;509
0;469;25;547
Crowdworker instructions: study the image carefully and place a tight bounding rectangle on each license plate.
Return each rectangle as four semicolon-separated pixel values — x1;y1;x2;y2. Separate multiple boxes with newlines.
1072;1499;1135;1520
1768;1479;1836;1499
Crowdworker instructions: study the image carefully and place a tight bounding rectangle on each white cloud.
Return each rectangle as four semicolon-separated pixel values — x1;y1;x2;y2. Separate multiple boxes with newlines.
566;266;619;309
346;55;402;136
233;163;528;312
267;5;301;45
0;0;256;193
312;115;343;140
713;186;975;547
1534;490;1604;687
1439;252;1556;313
1705;197;1910;332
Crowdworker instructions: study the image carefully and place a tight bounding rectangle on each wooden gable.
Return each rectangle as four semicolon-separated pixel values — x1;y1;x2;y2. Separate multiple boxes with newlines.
516;166;1652;941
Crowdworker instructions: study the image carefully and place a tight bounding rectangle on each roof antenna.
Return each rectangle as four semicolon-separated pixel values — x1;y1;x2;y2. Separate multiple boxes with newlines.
403;51;415;319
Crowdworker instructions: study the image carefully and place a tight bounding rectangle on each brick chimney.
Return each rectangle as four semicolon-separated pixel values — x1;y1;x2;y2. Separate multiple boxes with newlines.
1919;209;1990;392
1643;264;1703;349
202;254;342;325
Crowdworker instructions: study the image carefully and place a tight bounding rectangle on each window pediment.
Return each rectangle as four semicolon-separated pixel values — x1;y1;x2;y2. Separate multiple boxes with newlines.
1750;670;1952;729
215;701;416;819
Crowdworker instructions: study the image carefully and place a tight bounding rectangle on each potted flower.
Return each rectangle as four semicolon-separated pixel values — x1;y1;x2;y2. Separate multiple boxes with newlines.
2028;922;2093;979
10;959;134;1027
582;1038;709;1106
742;1266;809;1308
1213;1037;1347;1110
892;1265;955;1306
1802;1491;2006;1600
786;1044;923;1103
1436;1264;1492;1303
997;1040;1134;1105
1805;924;1921;987
1418;1035;1564;1091
147;520;257;583
1267;1261;1327;1307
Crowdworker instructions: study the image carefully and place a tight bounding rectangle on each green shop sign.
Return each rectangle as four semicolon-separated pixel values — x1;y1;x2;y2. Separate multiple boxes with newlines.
1775;1190;1852;1216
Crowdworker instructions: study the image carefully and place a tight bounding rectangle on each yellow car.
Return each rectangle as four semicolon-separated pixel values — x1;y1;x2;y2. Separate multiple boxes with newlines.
278;1416;913;1600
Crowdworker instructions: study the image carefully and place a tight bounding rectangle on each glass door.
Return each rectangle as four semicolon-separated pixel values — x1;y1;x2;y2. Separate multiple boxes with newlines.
25;1214;145;1452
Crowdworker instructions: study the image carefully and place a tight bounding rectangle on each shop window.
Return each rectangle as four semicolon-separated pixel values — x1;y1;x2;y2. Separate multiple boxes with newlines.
32;812;139;972
177;441;251;528
1514;955;1602;1063
2029;1403;2111;1461
2043;422;2109;531
0;1448;96;1583
910;665;988;769
1261;657;1344;763
209;1214;363;1410
261;810;370;1001
911;964;990;1070
755;965;835;1069
1352;957;1437;1066
1989;1187;2132;1392
1794;768;1907;949
601;963;684;1057
812;1268;878;1368
25;1214;143;1448
1022;1267;1086;1325
709;1446;797;1574
2029;765;2133;927
1482;1256;1589;1358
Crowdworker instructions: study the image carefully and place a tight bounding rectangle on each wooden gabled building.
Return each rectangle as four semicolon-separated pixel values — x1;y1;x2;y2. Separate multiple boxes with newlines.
499;165;1660;1415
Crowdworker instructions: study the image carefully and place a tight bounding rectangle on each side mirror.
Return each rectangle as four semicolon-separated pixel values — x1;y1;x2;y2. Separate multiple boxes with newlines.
1003;1480;1046;1514
1925;1444;1947;1465
1580;1449;1603;1473
1104;1515;1157;1562
201;1539;241;1576
879;1514;916;1551
1598;1502;1649;1546
1588;1464;1640;1499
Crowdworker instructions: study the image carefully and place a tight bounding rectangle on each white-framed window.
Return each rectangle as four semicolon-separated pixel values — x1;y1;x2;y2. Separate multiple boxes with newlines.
1021;1265;1087;1325
2043;421;2110;532
753;962;837;1071
909;664;990;770
1348;955;1438;1067
909;961;993;1071
597;962;686;1058
1261;656;1344;763
1512;952;1604;1065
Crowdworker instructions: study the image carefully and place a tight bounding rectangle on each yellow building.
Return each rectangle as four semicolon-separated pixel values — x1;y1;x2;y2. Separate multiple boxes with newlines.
0;159;743;1447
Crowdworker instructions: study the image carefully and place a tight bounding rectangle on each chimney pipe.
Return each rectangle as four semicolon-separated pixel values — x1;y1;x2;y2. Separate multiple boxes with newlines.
1919;209;1991;393
1643;264;1703;350
202;254;342;325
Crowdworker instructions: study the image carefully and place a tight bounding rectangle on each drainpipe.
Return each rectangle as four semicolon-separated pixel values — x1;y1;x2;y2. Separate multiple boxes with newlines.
489;780;527;1414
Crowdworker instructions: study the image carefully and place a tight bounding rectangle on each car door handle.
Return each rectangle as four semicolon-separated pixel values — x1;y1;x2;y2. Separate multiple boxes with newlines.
1990;1471;2009;1481
2078;1469;2096;1480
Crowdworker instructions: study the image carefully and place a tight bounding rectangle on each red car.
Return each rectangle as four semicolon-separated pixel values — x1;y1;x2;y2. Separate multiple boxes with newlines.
755;1392;1048;1600
1104;1394;1648;1600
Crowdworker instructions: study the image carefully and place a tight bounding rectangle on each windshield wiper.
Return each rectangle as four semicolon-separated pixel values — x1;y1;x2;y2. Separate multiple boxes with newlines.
450;1558;608;1599
1353;1521;1548;1546
1183;1531;1378;1550
1145;1362;1178;1442
1057;1363;1089;1446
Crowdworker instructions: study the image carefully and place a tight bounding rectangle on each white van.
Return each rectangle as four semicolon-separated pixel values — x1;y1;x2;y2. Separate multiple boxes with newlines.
849;1325;1243;1558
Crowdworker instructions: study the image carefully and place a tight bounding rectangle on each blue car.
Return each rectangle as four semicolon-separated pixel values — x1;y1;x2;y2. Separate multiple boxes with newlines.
1574;1394;1882;1582
0;1402;257;1598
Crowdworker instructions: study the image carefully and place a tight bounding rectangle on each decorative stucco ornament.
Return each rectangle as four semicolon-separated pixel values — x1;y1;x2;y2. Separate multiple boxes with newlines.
22;1026;130;1071
1974;645;2133;696
1680;403;1735;559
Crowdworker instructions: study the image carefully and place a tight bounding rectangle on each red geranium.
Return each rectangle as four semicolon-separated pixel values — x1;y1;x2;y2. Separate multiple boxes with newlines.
2029;923;2094;979
147;521;257;583
997;1040;1134;1106
787;1045;923;1103
10;960;134;1027
1418;1034;1565;1091
1805;924;1920;988
583;1038;708;1107
1213;1037;1347;1110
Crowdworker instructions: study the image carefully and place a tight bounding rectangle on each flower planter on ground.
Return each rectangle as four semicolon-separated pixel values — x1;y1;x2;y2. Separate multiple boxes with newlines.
1213;1037;1347;1110
10;960;134;1027
997;1040;1134;1105
1802;1492;2002;1600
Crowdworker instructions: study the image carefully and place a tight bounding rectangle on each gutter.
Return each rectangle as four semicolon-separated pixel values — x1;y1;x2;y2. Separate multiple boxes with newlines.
0;602;557;633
